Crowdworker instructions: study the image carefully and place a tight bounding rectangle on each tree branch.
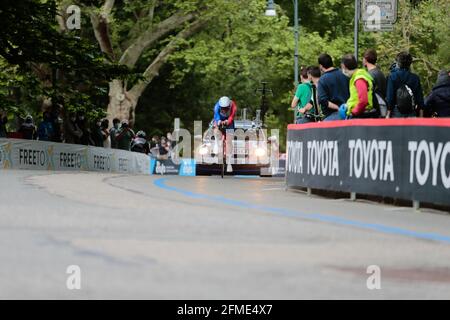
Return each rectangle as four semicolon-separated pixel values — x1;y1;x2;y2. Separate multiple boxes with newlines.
119;11;196;68
128;19;206;99
90;0;116;60
415;57;440;73
121;0;158;50
102;0;115;16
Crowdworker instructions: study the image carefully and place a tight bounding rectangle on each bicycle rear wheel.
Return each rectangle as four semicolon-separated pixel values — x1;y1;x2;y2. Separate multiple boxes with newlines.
221;142;225;178
221;162;225;178
221;135;227;178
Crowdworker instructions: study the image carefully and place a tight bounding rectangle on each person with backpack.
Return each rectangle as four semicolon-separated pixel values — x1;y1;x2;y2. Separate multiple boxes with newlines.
363;49;387;117
386;52;424;118
338;54;379;119
291;66;314;124
424;70;450;118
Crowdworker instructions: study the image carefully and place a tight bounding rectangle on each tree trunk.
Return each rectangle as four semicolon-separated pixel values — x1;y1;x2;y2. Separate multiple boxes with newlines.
90;0;206;127
107;79;137;127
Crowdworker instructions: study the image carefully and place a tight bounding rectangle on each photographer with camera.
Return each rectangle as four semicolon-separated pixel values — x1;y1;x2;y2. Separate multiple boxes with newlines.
115;119;135;151
131;130;150;154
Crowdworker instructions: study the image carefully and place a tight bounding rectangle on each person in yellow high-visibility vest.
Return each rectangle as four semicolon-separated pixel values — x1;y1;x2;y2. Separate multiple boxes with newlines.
338;54;380;120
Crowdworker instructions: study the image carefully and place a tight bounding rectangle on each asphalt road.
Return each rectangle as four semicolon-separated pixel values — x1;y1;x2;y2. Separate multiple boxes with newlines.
1;169;450;299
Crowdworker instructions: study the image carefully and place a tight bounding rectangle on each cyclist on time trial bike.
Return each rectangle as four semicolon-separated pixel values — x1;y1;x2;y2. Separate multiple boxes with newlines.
213;96;237;130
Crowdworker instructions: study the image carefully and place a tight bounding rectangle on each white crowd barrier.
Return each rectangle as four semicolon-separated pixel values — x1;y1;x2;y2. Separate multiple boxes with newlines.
0;138;150;175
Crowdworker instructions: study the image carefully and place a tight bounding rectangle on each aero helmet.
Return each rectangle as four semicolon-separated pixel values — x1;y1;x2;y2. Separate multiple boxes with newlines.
218;96;231;108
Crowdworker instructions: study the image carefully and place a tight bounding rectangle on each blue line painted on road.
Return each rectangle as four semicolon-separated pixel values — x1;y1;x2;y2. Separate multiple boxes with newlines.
234;175;260;179
153;177;450;244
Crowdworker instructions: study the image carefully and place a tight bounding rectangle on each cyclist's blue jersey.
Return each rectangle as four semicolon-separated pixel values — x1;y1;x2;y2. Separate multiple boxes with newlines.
213;100;237;125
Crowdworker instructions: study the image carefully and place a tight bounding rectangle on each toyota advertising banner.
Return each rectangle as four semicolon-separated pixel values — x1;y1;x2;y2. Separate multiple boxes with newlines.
286;119;450;206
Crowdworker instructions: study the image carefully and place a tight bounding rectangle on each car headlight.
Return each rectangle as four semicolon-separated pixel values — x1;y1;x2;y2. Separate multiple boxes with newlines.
199;145;209;155
255;147;266;157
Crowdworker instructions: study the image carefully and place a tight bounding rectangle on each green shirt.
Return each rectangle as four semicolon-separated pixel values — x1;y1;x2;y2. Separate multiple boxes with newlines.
294;82;313;119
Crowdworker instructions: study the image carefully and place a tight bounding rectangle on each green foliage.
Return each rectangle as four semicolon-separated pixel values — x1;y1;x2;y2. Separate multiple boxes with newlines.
373;0;450;92
162;0;293;133
0;59;39;117
1;0;448;140
136;0;448;137
136;0;356;138
0;0;130;121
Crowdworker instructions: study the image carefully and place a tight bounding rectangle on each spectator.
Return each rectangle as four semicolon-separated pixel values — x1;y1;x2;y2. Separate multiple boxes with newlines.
307;66;322;120
424;70;450;118
131;130;150;154
76;111;91;145
19;115;37;140
50;105;63;142
291;66;314;124
386;52;424;118
388;61;399;75
64;112;82;144
363;48;388;117
157;136;171;160
116;120;135;151
91;118;104;147
101;119;111;148
150;135;160;156
109;118;120;149
0;112;8;138
339;54;379;119
363;49;387;98
37;111;55;141
317;53;350;121
150;135;160;149
166;132;176;149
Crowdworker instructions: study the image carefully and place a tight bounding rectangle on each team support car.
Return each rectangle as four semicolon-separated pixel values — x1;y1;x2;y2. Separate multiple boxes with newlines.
195;112;275;176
